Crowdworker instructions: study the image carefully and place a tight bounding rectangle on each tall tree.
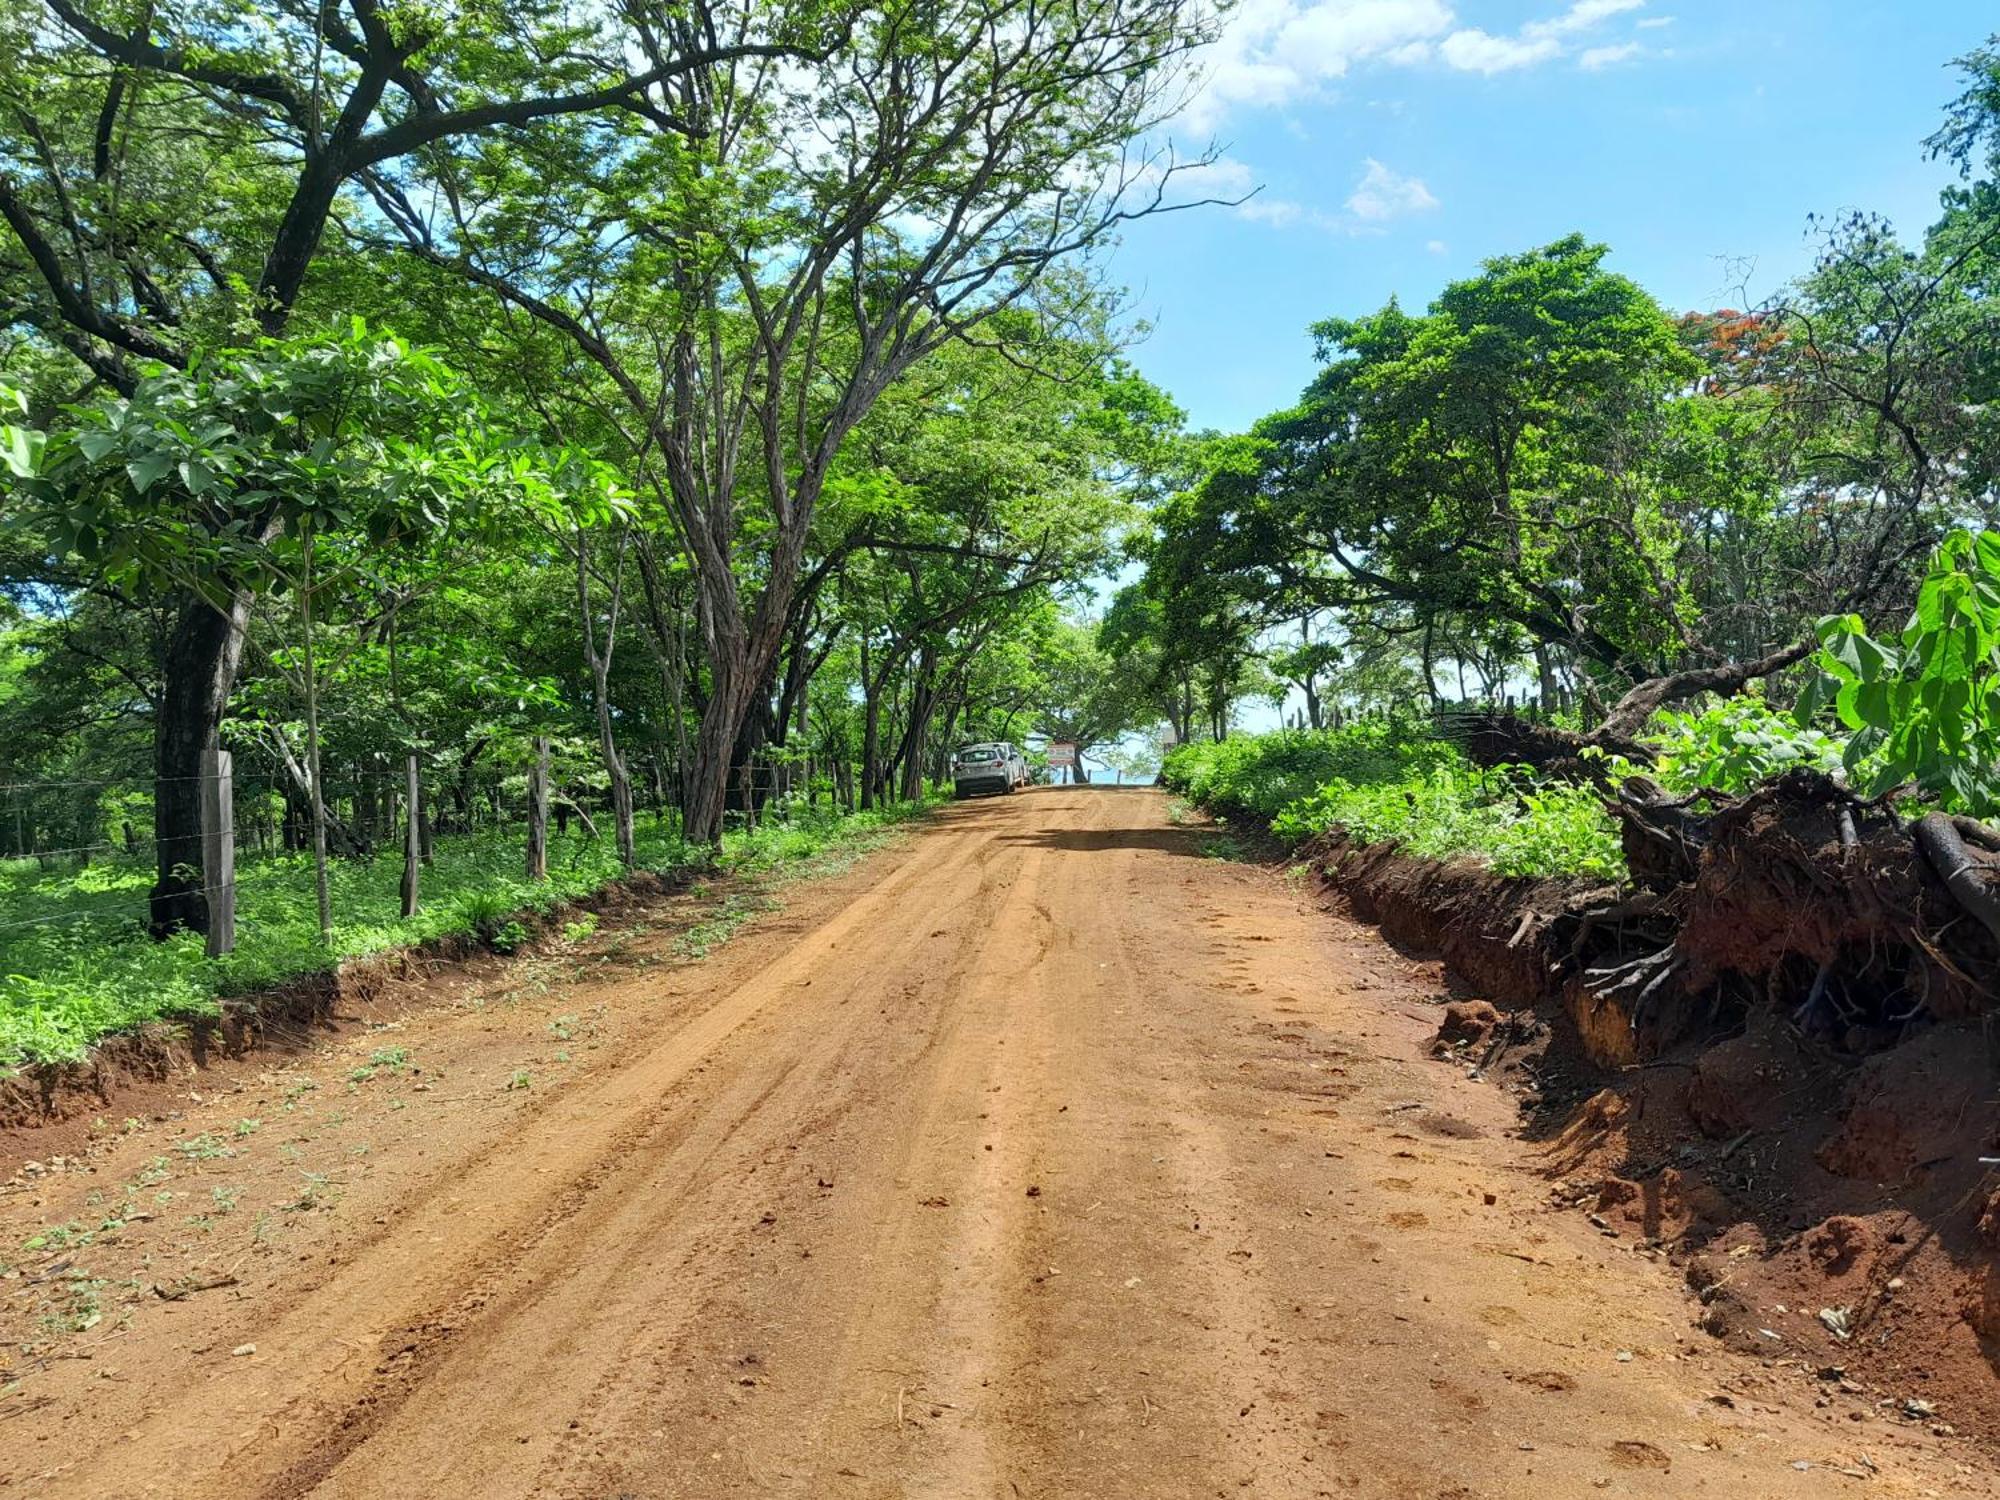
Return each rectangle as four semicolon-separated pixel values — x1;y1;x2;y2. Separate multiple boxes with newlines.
388;0;1217;840
1;0;796;926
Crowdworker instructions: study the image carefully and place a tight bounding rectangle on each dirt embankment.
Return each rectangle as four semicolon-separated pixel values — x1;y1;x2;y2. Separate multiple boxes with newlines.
0;867;694;1137
1305;809;2000;1452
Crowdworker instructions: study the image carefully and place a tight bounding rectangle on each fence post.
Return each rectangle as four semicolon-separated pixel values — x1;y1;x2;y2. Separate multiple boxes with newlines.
201;744;236;958
401;754;421;918
527;736;549;881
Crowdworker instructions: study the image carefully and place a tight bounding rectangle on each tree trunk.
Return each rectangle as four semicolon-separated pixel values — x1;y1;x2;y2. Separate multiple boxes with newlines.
149;589;253;937
1592;638;1816;743
633;535;694;818
576;532;635;868
896;648;939;804
858;635;883;812
302;527;333;943
1534;641;1561;716
682;644;754;845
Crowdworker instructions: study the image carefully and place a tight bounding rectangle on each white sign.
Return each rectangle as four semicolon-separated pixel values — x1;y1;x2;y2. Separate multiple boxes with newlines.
1046;741;1078;767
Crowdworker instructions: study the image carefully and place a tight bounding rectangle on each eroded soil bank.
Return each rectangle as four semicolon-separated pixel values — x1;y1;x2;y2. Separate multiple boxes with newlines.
0;789;1988;1498
1310;824;2000;1458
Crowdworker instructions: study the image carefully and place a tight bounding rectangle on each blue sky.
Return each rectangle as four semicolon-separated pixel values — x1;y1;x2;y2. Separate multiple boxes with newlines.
1109;0;1995;433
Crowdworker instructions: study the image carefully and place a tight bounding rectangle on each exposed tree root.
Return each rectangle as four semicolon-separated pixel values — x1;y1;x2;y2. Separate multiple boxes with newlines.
1567;769;2000;1054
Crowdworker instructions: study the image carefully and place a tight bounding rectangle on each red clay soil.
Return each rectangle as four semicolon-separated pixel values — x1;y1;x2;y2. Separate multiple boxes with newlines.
1308;829;2000;1468
2;789;1988;1497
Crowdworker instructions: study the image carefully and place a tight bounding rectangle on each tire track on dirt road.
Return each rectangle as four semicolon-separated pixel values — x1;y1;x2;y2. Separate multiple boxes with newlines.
38;807;1004;1498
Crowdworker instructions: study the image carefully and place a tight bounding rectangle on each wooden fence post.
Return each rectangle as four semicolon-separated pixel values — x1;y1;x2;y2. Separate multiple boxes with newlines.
527;736;549;881
401;754;421;918
201;744;236;958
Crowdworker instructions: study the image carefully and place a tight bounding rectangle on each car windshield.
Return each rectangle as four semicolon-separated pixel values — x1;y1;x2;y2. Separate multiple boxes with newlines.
958;748;1000;763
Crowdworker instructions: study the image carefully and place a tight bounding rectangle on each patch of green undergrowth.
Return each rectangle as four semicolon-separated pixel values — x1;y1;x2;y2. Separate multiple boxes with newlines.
1163;721;1624;880
1;797;933;1068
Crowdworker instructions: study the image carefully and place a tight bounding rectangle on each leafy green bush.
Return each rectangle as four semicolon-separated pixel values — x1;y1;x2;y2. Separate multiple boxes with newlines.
1649;691;1845;794
1162;720;1451;818
1805;528;2000;814
1269;761;1624;880
1168;723;1624;881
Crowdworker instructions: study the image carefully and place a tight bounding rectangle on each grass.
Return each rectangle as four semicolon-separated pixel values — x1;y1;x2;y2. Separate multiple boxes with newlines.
0;795;936;1069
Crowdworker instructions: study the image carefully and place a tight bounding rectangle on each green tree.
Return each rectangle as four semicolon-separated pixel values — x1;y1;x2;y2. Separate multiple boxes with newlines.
384;0;1217;841
1029;618;1149;782
3;325;555;931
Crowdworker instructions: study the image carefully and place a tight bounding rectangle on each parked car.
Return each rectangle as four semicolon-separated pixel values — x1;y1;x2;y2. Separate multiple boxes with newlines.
951;741;1028;798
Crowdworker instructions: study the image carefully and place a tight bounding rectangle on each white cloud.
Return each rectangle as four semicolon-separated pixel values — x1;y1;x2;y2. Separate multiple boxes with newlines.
1185;0;1454;126
1345;158;1440;220
1170;156;1258;198
1579;41;1641;68
1182;0;1653;124
1157;155;1441;236
1146;154;1314;225
1636;13;1674;26
1426;238;1449;254
1240;195;1309;226
1525;0;1646;38
1439;28;1561;73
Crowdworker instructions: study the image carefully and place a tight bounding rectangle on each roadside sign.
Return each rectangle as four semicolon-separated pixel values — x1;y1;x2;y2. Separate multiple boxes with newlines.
1047;741;1078;767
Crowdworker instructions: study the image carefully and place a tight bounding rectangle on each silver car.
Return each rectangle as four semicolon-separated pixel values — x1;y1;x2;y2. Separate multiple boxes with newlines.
952;741;1027;798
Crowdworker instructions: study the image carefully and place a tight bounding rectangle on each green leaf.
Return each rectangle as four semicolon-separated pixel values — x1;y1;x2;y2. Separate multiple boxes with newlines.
126;454;174;493
75;429;119;463
1;423;44;478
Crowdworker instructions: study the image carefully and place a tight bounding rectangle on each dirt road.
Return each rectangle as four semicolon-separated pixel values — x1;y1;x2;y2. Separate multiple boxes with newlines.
1;789;1986;1497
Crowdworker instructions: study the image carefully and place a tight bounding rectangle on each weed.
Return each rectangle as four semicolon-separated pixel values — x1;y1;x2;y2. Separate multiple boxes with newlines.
211;1185;241;1213
176;1133;235;1162
39;1273;106;1335
561;914;599;944
673;893;776;959
504;1069;532;1091
1199;832;1256;862
233;1117;262;1138
284;1171;333;1212
1168;724;1624;880
21;1221;86;1253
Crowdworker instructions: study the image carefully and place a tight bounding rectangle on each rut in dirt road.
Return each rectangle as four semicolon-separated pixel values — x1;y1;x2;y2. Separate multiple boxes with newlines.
1;789;1983;1499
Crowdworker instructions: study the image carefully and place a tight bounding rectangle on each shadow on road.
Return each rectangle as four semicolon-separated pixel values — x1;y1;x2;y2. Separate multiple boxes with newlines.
992;825;1207;856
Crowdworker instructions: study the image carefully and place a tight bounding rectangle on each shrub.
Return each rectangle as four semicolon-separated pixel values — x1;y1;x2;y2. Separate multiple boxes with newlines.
1169;722;1624;881
1649;691;1844;795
